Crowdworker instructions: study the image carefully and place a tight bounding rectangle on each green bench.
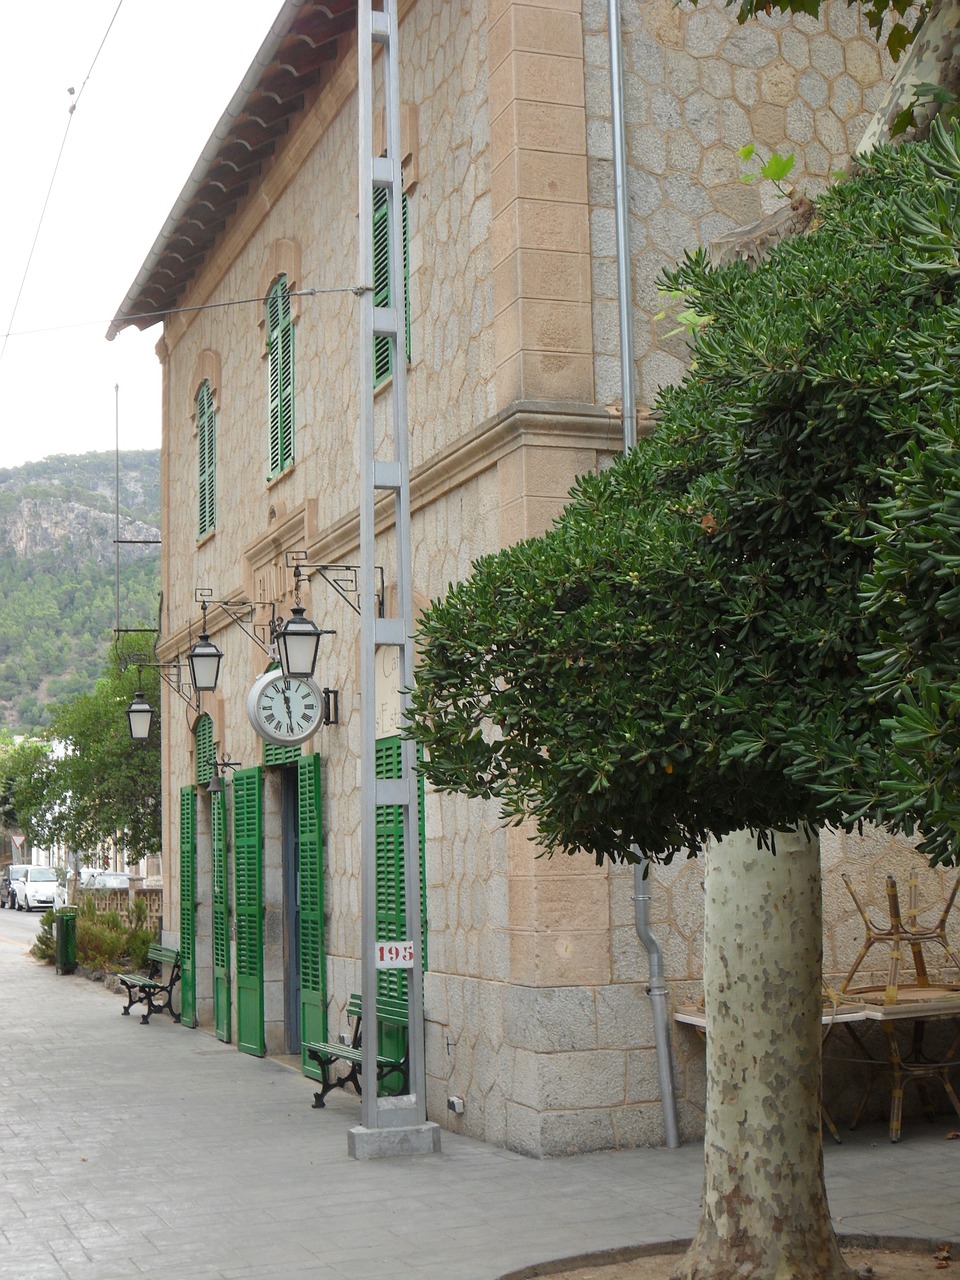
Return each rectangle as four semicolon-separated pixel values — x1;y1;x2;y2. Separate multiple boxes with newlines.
119;944;182;1025
304;992;409;1108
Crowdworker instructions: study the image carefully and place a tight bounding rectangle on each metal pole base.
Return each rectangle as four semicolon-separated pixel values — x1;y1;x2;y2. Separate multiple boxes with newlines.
348;1118;441;1160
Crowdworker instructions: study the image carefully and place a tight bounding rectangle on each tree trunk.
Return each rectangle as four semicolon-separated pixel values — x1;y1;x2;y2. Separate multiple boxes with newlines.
671;828;855;1280
859;0;960;152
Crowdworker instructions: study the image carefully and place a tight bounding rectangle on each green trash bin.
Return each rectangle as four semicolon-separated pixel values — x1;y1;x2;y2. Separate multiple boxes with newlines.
55;908;78;975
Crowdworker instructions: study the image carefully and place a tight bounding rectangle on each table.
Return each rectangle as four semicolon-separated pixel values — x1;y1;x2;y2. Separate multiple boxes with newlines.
834;986;960;1142
673;1002;867;1143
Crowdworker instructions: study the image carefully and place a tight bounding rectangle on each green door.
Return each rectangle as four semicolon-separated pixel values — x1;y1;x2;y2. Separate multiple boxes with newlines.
298;754;327;1078
375;737;426;1066
234;767;265;1056
179;786;197;1028
212;787;231;1043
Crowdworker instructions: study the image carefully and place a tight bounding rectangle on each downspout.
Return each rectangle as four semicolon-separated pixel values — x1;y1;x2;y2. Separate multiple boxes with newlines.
608;0;680;1149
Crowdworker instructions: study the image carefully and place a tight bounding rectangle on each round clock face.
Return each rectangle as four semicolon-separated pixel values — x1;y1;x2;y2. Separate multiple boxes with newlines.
246;672;325;745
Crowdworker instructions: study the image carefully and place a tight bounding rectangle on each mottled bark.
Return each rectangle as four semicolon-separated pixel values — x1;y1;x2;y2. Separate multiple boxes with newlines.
671;829;855;1280
860;0;960;151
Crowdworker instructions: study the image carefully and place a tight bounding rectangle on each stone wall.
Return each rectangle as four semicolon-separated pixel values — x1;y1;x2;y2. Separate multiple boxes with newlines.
79;886;163;935
582;0;892;414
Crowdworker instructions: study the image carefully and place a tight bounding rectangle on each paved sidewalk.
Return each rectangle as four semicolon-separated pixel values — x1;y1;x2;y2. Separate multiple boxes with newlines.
1;918;957;1280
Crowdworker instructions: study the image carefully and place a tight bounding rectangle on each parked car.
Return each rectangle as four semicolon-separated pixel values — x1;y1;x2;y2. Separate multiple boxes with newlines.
1;864;30;909
13;866;64;913
87;871;129;890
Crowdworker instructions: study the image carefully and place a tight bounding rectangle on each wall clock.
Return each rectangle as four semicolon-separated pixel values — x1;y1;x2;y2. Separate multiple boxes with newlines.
246;671;326;745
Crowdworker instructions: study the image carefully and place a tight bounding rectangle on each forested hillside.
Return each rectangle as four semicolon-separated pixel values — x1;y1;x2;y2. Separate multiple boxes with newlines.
0;451;160;733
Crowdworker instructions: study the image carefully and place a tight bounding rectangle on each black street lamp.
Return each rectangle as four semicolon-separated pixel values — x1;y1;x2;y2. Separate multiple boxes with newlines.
274;566;332;679
126;690;155;741
187;599;223;692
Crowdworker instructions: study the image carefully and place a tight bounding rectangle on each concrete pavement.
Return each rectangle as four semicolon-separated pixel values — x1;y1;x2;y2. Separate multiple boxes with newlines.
1;911;957;1280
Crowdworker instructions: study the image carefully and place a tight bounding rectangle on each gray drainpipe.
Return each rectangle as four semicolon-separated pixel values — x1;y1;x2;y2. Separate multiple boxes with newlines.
608;0;680;1149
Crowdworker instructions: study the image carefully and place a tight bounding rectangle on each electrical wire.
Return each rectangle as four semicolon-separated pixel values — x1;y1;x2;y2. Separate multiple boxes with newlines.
0;0;125;371
1;286;369;342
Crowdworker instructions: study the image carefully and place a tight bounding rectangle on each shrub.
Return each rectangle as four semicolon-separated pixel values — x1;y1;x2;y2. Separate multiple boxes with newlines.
32;911;56;962
32;894;156;972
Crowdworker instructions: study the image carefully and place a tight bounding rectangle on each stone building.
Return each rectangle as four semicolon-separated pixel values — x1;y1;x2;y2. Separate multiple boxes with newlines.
109;0;955;1156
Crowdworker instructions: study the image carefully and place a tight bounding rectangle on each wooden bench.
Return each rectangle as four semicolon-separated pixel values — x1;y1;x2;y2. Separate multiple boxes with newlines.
119;944;182;1025
304;993;409;1108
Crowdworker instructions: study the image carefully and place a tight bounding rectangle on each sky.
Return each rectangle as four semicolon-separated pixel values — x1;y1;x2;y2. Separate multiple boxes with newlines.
0;1;281;470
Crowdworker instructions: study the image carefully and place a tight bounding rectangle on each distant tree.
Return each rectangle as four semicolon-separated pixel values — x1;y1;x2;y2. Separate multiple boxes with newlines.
4;639;161;864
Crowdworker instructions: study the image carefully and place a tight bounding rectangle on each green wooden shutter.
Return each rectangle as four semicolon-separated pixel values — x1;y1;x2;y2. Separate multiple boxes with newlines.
211;787;231;1043
179;786;197;1028
263;740;302;768
267;277;294;478
196;379;216;538
375;737;426;1075
298;754;327;1078
195;714;215;786
234;767;265;1057
373;187;392;386
373;188;411;387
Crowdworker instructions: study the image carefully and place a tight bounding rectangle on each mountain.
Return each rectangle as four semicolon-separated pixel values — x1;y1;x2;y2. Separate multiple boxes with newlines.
0;451;161;734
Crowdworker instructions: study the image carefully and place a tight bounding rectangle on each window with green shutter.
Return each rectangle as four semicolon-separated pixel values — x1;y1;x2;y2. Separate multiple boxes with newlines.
196;379;216;538
266;275;294;478
375;735;426;1006
373;186;411;388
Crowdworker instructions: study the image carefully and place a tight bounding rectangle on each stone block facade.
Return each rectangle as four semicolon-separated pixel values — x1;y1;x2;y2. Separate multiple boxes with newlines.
110;0;960;1158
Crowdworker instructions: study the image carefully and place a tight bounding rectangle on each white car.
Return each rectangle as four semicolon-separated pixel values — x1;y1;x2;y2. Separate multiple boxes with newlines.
87;871;129;890
14;866;65;912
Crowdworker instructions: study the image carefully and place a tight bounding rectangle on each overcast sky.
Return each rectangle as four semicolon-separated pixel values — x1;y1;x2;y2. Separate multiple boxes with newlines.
0;1;279;470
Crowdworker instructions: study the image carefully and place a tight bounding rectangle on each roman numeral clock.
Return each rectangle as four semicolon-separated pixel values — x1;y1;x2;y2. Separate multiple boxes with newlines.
246;671;327;745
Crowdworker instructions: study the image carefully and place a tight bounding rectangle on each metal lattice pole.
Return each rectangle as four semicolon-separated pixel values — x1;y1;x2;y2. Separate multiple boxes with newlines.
357;0;426;1138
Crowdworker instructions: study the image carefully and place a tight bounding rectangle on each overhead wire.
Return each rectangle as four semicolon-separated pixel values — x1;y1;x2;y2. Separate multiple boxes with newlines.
2;286;368;343
0;0;125;372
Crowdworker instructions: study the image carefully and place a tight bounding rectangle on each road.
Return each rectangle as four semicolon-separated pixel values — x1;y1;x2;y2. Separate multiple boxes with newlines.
0;899;42;951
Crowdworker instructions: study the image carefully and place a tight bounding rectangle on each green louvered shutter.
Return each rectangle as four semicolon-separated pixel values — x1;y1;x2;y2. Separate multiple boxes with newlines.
195;714;215;787
298;754;327;1078
179;786;197;1028
211;787;231;1042
372;188;411;387
234;767;265;1057
263;740;302;767
375;736;426;1069
196;379;216;538
267;277;294;478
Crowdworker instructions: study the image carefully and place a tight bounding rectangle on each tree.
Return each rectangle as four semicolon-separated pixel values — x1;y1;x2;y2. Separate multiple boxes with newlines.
407;132;960;1279
706;0;930;63
3;640;161;864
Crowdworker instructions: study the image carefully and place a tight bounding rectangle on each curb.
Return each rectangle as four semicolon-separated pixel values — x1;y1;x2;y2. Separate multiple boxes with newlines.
498;1235;960;1279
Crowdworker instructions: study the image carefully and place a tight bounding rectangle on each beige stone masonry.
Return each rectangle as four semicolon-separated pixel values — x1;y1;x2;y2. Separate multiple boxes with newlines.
489;0;593;407
504;807;613;986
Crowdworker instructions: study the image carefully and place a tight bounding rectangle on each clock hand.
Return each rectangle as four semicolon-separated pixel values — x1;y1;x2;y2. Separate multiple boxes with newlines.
280;686;295;733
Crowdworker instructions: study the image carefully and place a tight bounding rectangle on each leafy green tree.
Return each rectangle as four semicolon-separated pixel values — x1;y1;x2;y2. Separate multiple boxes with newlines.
4;640;161;864
408;132;960;1278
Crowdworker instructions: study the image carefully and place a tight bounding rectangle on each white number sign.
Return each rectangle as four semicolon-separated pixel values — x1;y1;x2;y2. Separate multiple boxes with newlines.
375;940;415;969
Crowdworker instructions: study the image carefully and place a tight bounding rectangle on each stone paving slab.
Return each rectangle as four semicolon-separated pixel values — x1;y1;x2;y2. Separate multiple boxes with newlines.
1;915;957;1280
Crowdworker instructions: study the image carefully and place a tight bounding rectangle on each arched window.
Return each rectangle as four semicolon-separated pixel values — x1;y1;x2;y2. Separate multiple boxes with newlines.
266;275;294;478
196;379;216;538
